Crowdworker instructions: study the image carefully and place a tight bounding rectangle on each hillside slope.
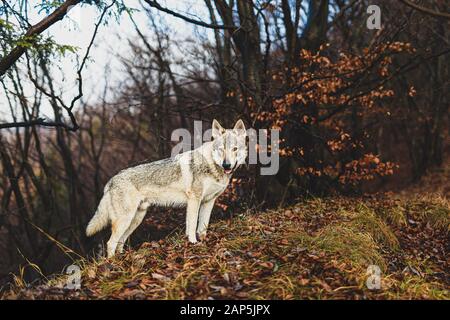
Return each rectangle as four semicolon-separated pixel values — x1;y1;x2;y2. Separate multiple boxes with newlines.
3;195;449;300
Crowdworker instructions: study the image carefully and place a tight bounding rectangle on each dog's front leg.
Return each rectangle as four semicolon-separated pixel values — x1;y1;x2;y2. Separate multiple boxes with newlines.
186;197;201;243
197;199;215;240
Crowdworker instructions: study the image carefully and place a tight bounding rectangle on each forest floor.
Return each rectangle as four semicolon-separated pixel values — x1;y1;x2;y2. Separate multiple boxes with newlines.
3;193;448;300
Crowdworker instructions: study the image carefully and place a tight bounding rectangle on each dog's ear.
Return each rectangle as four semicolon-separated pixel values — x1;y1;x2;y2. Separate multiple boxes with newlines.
212;119;225;139
233;119;246;137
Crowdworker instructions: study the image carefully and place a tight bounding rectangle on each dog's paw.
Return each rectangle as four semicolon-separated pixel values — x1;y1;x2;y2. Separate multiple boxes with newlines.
197;232;207;242
188;236;198;244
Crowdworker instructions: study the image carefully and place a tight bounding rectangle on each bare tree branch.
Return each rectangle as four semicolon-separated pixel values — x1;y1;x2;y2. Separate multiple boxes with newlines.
0;118;76;130
0;1;116;131
399;0;450;19
69;0;118;111
0;0;82;77
143;0;236;30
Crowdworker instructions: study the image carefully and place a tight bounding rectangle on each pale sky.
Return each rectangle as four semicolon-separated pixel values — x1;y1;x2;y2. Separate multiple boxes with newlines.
0;0;214;122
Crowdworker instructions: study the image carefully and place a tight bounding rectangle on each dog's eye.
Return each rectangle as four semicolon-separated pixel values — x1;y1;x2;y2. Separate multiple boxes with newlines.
232;147;238;152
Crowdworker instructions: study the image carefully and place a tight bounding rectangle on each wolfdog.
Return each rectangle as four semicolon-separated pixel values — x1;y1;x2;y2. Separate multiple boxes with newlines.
86;119;247;257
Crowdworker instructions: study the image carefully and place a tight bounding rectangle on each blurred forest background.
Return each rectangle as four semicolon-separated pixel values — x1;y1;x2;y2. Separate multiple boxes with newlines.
0;0;448;288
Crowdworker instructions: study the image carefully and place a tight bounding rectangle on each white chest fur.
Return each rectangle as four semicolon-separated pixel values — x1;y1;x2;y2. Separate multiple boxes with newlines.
201;176;229;202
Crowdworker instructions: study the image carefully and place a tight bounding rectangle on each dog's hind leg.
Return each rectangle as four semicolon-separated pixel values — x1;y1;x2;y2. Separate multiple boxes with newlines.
107;196;141;257
116;207;147;253
107;214;135;258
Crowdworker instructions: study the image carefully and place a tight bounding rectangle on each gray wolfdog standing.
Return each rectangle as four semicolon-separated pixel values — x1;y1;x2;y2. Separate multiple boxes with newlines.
86;119;247;257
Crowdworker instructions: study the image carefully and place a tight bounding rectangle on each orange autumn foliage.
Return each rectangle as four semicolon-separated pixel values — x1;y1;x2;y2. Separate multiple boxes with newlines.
251;42;414;188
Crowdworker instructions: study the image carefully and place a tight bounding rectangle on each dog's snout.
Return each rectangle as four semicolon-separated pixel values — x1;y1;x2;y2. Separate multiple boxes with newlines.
222;162;231;170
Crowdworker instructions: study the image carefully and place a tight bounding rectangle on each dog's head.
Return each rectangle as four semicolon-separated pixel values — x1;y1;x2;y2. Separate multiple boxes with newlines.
211;119;247;175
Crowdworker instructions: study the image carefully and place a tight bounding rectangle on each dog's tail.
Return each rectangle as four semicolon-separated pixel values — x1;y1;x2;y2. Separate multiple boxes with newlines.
86;194;110;237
